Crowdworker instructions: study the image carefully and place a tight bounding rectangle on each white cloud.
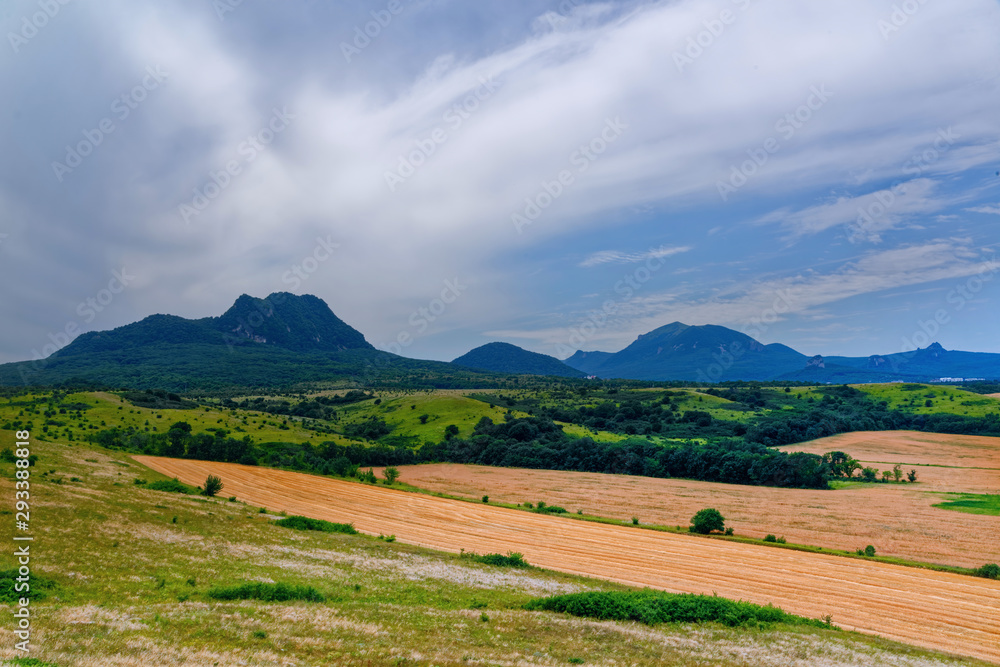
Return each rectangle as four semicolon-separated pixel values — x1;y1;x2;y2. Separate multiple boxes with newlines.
579;245;692;267
966;204;1000;215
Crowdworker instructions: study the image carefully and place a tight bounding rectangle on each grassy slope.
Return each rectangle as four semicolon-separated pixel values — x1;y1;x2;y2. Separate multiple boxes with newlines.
856;383;1000;417
0;439;989;666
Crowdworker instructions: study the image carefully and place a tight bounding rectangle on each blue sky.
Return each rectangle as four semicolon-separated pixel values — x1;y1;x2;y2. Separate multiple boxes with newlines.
1;0;999;365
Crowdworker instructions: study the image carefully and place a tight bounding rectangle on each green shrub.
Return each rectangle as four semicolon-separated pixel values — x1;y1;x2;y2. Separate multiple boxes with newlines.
532;504;568;514
274;515;357;535
207;582;326;602
252;630;268;639
524;590;829;628
482;495;489;503
631;516;639;525
146;478;192;494
777;536;787;544
864;545;876;557
0;569;57;603
133;478;147;485
763;534;777;543
463;551;530;568
202;474;224;497
690;508;725;534
382;466;400;485
724;527;734;536
975;563;1000;579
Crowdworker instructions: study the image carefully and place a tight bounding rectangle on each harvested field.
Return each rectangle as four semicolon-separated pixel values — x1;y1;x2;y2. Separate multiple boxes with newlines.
135;456;1000;663
389;463;1000;568
781;431;1000;475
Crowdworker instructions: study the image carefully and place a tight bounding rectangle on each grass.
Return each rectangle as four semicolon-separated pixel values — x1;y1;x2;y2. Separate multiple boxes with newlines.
145;477;194;494
274;515;358;534
206;582;327;602
0;569;58;603
932;493;1000;516
857;383;1000;417
0;402;993;666
525;590;833;629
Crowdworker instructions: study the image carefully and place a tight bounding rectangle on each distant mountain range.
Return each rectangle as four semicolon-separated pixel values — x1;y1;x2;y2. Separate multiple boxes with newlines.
559;322;1000;383
452;342;585;378
2;294;998;389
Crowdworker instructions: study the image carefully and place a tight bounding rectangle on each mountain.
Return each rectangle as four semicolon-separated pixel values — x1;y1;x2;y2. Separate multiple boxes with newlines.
0;293;497;391
452;342;586;378
562;322;807;381
778;343;1000;383
564;350;614;375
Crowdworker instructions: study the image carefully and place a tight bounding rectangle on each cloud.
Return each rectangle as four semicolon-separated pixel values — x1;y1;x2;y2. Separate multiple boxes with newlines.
966;204;1000;215
579;245;692;267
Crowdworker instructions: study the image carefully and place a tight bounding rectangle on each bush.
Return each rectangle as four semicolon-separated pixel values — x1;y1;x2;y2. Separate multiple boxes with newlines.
482;495;489;503
524;591;829;628
975;563;1000;579
202;474;224;497
463;551;530;568
864;545;876;557
631;516;639;525
533;504;568;514
690;508;725;535
724;527;734;536
274;515;357;535
763;534;777;543
207;582;326;602
382;466;400;485
147;477;193;494
0;569;57;604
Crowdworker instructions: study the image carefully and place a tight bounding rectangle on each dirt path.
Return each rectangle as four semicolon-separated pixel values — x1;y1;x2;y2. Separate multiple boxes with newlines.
134;456;1000;664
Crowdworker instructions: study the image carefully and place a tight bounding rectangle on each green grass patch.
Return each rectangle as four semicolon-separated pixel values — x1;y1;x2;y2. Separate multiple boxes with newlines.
932;493;1000;516
460;551;530;568
146;477;194;494
524;590;832;629
273;515;358;534
0;569;58;604
2;658;63;666
206;582;326;602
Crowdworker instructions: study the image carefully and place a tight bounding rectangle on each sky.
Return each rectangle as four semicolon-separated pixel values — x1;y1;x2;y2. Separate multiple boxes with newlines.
1;0;999;365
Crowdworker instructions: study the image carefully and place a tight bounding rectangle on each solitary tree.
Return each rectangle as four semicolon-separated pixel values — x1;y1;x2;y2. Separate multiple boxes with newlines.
444;424;459;440
907;469;918;483
383;466;400;485
202;475;224;497
690;508;725;535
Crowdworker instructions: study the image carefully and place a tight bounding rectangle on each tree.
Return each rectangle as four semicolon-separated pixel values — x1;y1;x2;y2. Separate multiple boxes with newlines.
690;508;725;535
907;469;918;483
444;424;459;440
418;414;429;424
202;475;224;497
892;463;903;483
383;466;400;485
